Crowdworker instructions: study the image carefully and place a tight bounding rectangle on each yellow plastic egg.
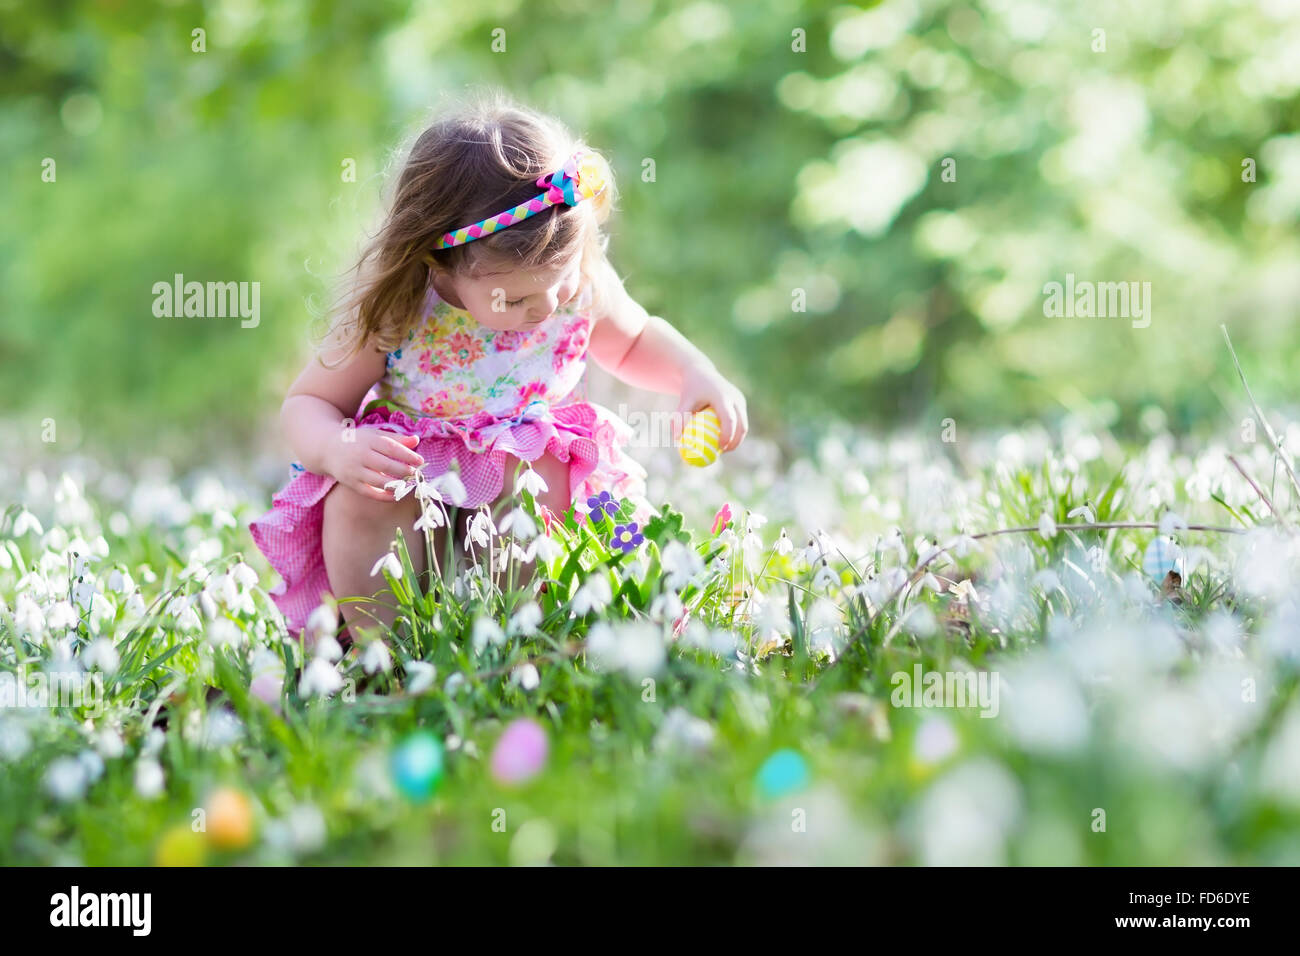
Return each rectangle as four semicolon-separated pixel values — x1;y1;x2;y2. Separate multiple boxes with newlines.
155;823;207;867
679;407;722;467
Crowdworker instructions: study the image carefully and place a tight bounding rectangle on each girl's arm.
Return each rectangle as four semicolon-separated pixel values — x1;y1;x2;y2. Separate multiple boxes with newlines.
280;341;391;476
587;258;750;451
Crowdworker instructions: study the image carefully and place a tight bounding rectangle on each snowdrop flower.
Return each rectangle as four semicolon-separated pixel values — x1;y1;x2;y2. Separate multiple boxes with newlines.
515;466;549;497
444;671;467;696
47;601;79;631
370;551;403;580
650;589;684;624
572;574;612;615
508;600;543;636
314;632;343;663
174;600;202;634
653;707;716;755
205;617;242;651
513;662;540;691
404;660;436;695
586;620;665;679
746;510;769;531
472;615;506;655
384;477;416;501
13;510;43;537
45;756;89;802
1066;504;1095;524
82;638;119;675
361;640;392;675
299;658;343;698
140;727;166;758
14;593;46;638
200;709;244;749
414;502;447;532
1037;512;1057;540
526;534;564;564
433;471;468;507
466;510;494;548
774;529;793;557
305;603;337;645
952;532;978;559
498;507;537;541
813;560;839;591
661;540;704;591
95;728;124;759
1158;511;1188;535
88;592;116;634
231;562;258;589
134;757;165;799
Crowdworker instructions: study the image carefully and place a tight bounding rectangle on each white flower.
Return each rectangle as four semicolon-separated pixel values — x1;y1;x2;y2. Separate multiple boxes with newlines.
813;560;839;590
13;510;43;537
82;638;119;674
498;507;537;541
231;562;258;589
414;502;447;532
205;617;242;651
384;477;416;501
585;620;665;679
746;510;769;531
661;541;705;591
467;510;494;548
140;727;166;757
472;615;506;655
515;466;549;497
370;551;403;580
526;534;564;564
405;660;436;695
306;603;338;643
299;658;343;698
47;601;79;630
14;593;46;638
95;728;125;759
314;633;343;663
1037;511;1057;540
651;589;684;624
433;472;468;507
1066;504;1095;524
362;640;392;675
134;757;165;799
573;574;612;615
45;756;89;802
508;601;543;636
653;707;716;755
514;662;540;691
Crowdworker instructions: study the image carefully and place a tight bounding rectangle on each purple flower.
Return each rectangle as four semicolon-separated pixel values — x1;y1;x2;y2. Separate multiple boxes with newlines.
586;490;620;521
612;522;644;553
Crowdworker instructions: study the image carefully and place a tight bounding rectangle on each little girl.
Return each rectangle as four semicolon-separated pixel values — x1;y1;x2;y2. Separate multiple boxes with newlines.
249;91;748;645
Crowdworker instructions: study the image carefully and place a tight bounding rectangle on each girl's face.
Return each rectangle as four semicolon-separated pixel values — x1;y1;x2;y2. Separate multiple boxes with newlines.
433;255;583;332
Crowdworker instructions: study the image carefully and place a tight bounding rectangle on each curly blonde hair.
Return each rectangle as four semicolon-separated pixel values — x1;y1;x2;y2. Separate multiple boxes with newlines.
318;87;616;368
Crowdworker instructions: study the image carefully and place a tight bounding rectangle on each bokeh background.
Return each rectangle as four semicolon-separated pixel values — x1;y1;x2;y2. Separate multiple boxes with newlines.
3;0;1300;469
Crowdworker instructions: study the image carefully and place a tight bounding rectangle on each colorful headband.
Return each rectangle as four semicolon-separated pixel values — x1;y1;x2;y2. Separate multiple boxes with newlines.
433;148;610;250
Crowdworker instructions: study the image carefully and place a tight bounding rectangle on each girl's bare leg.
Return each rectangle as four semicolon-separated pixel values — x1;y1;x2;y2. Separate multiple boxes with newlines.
321;482;450;644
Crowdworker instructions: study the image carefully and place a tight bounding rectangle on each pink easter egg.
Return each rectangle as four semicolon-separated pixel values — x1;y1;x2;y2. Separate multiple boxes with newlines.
250;674;283;713
490;718;549;785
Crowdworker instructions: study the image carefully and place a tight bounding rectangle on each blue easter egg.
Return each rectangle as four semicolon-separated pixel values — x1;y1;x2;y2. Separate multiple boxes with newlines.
1143;535;1183;581
390;731;445;802
755;749;809;799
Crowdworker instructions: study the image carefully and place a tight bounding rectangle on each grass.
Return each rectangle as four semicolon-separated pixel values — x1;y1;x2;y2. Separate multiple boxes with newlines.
2;407;1300;865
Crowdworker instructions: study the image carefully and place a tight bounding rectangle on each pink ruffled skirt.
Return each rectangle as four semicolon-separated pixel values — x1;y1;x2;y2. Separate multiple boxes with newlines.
248;391;657;640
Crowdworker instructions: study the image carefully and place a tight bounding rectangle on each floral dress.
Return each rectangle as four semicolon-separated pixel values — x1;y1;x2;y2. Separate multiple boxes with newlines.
248;274;656;641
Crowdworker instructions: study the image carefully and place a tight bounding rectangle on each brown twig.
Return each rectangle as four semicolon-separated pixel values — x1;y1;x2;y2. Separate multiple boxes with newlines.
1227;453;1289;528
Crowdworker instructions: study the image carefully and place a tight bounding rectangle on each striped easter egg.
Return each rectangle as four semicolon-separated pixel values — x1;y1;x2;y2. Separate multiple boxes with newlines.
679;407;722;467
1143;535;1183;581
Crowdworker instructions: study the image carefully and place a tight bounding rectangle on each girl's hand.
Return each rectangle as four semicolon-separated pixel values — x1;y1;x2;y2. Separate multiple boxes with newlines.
326;426;425;501
672;364;749;453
